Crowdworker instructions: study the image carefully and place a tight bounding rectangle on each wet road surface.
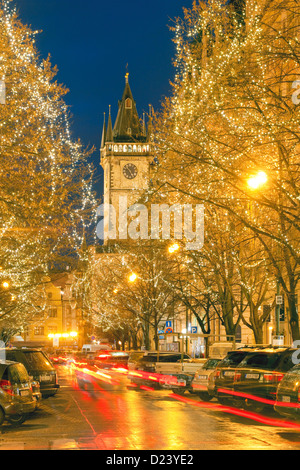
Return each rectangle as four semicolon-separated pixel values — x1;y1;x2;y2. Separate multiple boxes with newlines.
1;365;300;450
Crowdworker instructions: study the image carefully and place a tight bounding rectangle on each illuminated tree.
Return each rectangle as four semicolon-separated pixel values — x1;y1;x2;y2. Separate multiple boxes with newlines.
0;0;96;341
81;240;182;350
152;0;300;341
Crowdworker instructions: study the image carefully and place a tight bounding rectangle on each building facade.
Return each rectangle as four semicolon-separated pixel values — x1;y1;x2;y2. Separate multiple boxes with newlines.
20;273;83;350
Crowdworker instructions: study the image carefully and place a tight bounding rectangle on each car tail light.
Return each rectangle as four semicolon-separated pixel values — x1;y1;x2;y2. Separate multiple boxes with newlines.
234;372;242;382
263;373;284;383
0;379;13;395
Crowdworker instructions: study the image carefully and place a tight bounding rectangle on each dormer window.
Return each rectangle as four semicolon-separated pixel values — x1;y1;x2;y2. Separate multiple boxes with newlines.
125;98;132;109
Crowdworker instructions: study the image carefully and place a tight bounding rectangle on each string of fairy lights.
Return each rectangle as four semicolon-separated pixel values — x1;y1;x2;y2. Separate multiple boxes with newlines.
0;0;97;334
147;0;300;339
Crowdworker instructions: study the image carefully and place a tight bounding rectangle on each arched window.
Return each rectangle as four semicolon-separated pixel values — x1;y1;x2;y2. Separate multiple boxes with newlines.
125;98;132;109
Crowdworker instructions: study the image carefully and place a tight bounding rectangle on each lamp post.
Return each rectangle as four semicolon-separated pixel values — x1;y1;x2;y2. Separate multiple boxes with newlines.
247;171;282;338
168;242;190;354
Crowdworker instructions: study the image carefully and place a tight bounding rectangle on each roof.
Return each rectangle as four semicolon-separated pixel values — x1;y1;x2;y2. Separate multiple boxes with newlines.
0;360;20;368
102;74;150;145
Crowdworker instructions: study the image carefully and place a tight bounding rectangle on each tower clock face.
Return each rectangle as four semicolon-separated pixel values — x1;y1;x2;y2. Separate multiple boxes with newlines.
123;163;138;180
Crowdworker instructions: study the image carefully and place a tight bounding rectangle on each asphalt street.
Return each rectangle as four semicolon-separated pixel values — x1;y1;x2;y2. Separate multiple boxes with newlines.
0;365;300;450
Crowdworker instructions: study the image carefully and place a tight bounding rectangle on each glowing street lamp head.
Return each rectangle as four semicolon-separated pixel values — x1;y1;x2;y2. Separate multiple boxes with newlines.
168;243;180;254
128;272;137;283
247;171;268;190
2;281;9;289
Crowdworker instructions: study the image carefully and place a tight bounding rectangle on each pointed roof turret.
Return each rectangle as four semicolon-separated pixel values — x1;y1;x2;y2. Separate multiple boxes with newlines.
147;105;153;142
112;73;144;142
101;113;106;148
106;105;113;142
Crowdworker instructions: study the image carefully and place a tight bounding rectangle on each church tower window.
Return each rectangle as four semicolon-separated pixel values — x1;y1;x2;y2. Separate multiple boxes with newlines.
125;98;132;109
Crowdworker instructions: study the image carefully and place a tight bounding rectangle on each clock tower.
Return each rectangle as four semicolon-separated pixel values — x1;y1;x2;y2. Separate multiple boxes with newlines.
100;74;154;245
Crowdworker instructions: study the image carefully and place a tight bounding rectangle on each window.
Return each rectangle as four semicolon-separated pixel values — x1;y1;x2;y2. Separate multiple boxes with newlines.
34;326;44;336
219;351;248;367
9;364;29;384
241;353;281;370
125;98;132;109
48;307;57;318
203;359;221;370
22;351;53;371
48;326;58;335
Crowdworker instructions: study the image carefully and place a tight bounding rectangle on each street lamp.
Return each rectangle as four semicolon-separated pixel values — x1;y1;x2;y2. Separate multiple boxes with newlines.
128;272;137;283
247;171;268;190
168;243;180;254
2;281;9;289
247;170;281;339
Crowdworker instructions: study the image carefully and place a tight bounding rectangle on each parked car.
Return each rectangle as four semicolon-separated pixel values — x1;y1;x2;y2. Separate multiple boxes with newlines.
232;347;297;412
0;361;37;426
208;349;252;403
4;348;59;398
274;363;300;420
191;358;222;401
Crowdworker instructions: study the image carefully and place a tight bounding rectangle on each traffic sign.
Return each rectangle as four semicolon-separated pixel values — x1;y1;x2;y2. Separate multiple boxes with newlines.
191;326;198;334
165;327;173;334
166;321;172;328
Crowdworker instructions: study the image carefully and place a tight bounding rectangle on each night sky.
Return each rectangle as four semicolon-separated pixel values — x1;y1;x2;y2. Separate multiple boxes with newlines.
15;0;193;197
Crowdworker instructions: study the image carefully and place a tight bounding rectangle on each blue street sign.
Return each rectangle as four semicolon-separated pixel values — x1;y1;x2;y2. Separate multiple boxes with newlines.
191;326;198;334
166;321;172;328
157;330;164;334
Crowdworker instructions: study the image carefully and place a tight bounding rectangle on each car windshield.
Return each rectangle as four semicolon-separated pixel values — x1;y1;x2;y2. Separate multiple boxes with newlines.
142;355;161;362
203;359;221;370
218;351;249;367
281;365;300;384
140;354;189;363
128;352;145;361
22;351;54;371
238;353;281;370
9;363;29;384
